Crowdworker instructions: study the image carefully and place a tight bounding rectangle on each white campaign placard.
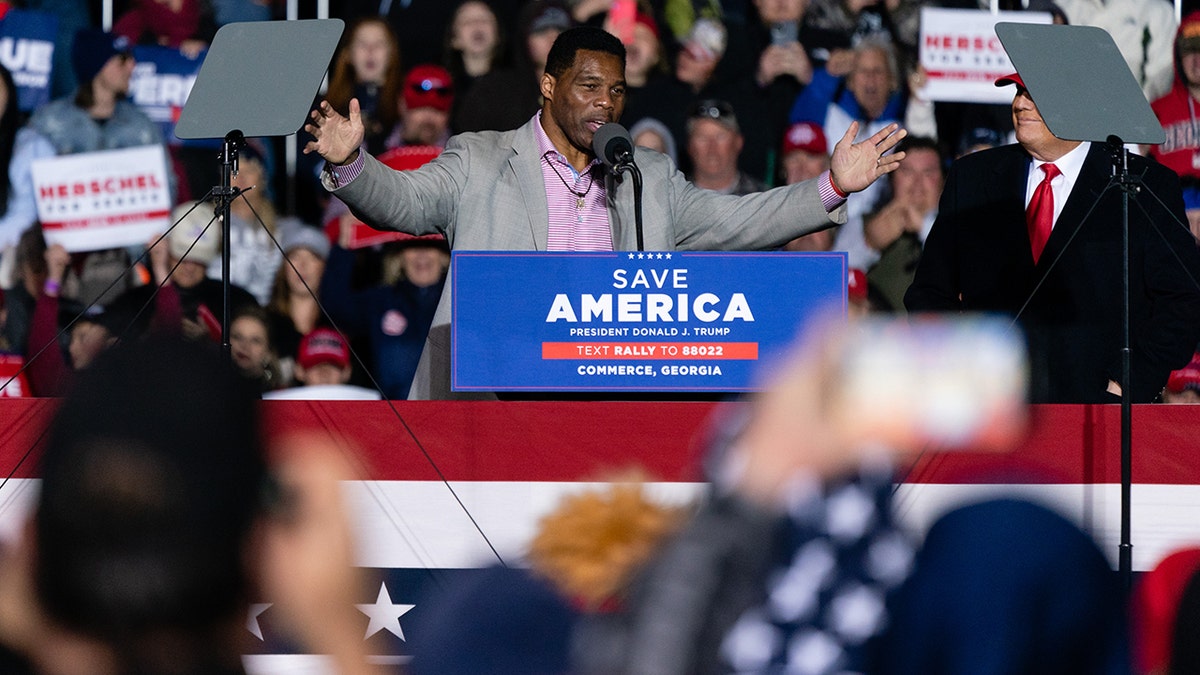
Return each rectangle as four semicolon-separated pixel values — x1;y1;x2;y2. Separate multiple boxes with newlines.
32;145;172;252
919;8;1052;104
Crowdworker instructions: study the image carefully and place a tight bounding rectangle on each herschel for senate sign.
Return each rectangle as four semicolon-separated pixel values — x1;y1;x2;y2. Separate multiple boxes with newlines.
451;251;847;392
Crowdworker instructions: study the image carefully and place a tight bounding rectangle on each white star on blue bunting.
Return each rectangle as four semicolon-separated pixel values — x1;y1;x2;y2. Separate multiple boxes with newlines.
356;581;415;641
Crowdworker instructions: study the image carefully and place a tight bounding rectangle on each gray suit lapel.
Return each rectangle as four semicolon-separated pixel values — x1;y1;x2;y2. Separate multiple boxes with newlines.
510;120;550;251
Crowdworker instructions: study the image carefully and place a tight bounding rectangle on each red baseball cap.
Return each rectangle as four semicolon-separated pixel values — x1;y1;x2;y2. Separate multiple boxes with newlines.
782;121;828;156
1166;352;1200;393
298;328;351;370
995;72;1026;89
404;64;453;112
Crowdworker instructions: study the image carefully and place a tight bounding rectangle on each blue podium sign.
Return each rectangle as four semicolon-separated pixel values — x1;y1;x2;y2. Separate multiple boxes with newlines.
451;251;847;392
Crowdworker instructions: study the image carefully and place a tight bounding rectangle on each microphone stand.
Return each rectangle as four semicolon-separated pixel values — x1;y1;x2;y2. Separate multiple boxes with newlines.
593;124;644;252
615;160;644;251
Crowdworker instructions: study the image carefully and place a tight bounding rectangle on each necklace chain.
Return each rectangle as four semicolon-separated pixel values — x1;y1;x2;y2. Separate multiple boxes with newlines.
547;158;596;207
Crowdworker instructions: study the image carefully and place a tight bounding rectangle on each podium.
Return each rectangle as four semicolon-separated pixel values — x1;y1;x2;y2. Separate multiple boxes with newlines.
450;251;848;392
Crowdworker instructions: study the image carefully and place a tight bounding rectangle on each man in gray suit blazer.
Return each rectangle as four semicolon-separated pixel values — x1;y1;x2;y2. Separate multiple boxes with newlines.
305;27;906;399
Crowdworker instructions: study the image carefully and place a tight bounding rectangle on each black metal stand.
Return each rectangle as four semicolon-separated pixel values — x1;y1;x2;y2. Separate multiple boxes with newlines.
1109;137;1135;591
172;18;343;359
616;162;644;251
214;130;246;359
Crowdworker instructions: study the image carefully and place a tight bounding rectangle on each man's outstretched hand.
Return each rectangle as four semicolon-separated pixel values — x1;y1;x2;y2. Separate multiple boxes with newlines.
830;121;907;195
303;98;365;166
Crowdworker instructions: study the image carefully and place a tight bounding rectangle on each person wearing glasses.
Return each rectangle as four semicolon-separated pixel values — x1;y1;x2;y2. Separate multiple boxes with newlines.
305;25;905;400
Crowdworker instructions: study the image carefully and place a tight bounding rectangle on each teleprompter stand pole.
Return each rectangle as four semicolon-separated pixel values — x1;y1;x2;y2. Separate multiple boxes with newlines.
173;19;345;355
215;130;245;359
1110;136;1134;590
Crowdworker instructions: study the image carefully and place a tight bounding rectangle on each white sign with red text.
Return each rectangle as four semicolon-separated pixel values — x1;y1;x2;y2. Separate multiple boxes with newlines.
918;8;1051;104
32;145;172;252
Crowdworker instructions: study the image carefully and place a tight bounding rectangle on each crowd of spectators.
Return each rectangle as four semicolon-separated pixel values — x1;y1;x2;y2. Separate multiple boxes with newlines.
0;0;1196;403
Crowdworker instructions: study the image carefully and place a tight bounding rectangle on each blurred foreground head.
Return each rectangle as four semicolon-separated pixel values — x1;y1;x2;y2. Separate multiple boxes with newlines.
36;337;266;642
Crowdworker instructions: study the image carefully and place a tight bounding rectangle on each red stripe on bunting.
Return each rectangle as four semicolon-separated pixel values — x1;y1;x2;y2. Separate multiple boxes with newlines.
0;400;1197;485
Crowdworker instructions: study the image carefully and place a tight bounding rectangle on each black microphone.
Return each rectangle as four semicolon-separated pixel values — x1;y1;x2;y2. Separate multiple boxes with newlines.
592;123;635;172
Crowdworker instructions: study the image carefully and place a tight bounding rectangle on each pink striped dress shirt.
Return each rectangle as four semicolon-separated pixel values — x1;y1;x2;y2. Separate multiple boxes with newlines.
534;113;613;251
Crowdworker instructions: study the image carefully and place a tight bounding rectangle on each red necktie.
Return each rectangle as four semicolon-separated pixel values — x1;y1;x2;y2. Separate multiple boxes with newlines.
1026;163;1060;264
